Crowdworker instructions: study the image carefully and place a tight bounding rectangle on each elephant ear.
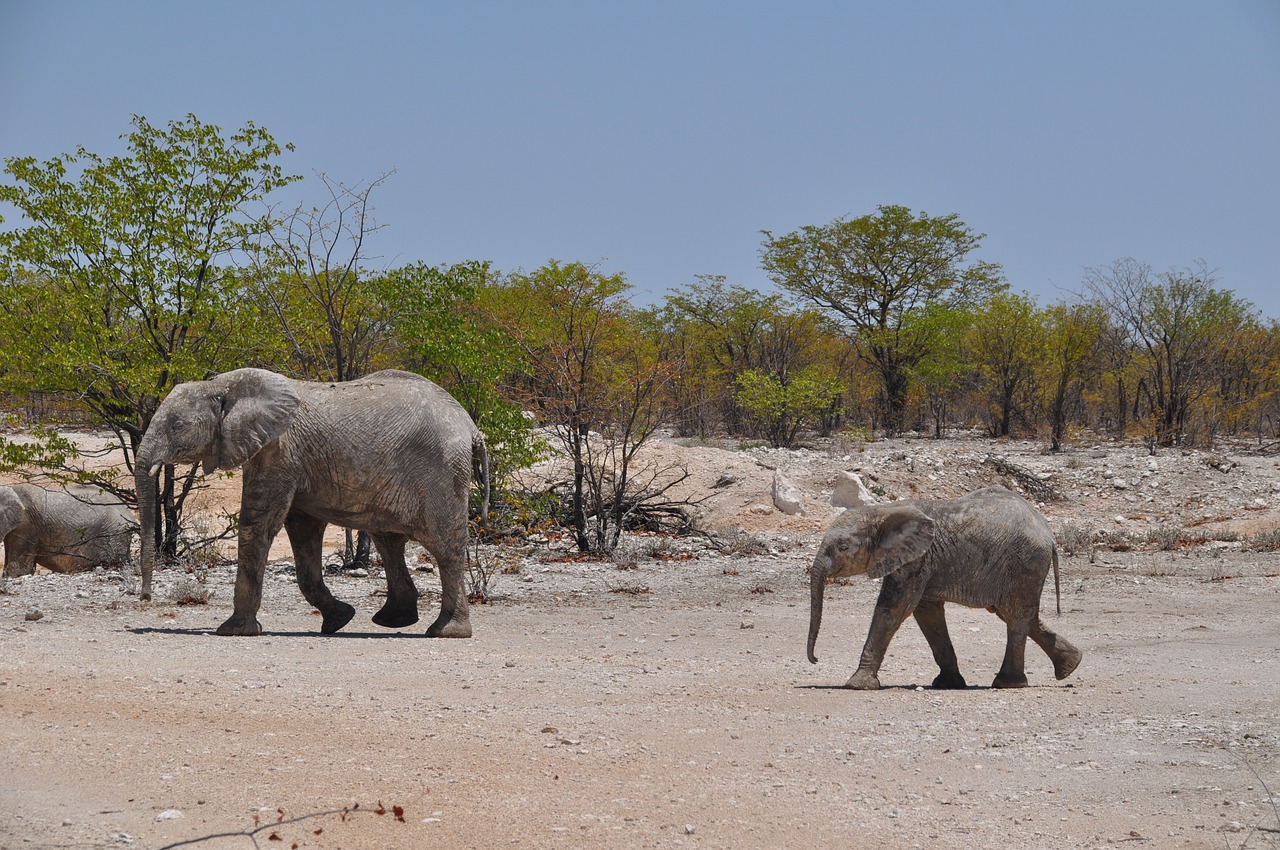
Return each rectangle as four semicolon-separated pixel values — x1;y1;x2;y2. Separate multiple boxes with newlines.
208;369;301;471
867;505;936;578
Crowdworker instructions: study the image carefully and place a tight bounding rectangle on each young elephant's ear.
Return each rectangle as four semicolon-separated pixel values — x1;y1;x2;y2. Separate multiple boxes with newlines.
868;505;936;578
209;369;302;471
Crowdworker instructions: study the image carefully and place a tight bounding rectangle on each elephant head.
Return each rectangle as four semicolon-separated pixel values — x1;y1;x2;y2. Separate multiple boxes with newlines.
807;503;936;663
135;369;300;599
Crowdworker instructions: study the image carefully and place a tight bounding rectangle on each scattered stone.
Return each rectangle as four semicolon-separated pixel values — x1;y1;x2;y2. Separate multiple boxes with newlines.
772;469;805;515
25;609;43;621
831;471;875;508
155;809;183;821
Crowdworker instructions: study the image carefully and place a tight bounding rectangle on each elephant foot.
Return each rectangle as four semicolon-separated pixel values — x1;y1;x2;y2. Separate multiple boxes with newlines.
215;615;263;636
991;671;1029;689
1053;645;1083;680
371;603;420;629
321;602;357;634
844;669;881;690
426;615;472;638
932;669;968;690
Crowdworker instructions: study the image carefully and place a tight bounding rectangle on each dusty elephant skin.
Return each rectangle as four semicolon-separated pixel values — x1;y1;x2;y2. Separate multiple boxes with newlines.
808;485;1082;690
0;483;135;577
134;368;489;637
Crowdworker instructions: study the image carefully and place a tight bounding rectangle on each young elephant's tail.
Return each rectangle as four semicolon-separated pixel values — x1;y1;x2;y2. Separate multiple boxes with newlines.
1053;544;1061;615
472;430;490;526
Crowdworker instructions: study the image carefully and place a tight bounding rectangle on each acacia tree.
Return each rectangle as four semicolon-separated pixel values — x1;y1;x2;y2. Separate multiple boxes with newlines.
1041;301;1106;451
381;259;543;487
492;261;679;553
761;205;1005;433
1085;258;1257;448
970;291;1045;437
0;114;296;559
660;276;845;437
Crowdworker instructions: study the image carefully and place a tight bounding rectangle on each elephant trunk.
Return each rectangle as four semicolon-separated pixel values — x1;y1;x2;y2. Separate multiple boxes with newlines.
135;451;162;601
807;555;829;664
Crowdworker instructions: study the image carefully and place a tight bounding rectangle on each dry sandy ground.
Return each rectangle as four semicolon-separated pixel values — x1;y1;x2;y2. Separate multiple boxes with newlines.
2;434;1279;849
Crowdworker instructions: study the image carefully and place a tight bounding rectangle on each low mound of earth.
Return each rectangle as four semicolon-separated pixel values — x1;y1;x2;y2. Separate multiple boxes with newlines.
2;431;1278;849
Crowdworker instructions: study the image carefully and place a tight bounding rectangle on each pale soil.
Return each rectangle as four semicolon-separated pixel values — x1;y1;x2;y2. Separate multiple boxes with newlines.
2;432;1279;850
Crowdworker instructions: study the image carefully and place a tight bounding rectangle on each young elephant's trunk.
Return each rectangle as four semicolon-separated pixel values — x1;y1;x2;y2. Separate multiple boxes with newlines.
135;457;160;601
807;555;829;663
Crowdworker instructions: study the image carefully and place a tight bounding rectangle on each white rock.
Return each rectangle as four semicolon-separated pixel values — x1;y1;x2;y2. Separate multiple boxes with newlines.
830;471;875;508
155;809;183;821
772;470;805;516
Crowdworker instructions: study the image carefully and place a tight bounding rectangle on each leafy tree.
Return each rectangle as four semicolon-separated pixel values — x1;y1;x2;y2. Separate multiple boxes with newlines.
734;366;844;448
0;114;296;559
760;205;1005;432
492;261;678;553
1085;258;1258;448
970;291;1045;437
660;276;845;437
381;260;544;488
1042;301;1106;451
908;302;976;438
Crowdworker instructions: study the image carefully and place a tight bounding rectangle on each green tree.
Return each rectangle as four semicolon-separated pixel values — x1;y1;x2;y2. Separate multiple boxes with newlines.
970;291;1045;437
660;276;844;437
1042;301;1106;451
1085;258;1258;448
492;261;677;553
734;366;844;448
908;302;976;438
0;114;296;559
382;260;543;487
760;205;1005;433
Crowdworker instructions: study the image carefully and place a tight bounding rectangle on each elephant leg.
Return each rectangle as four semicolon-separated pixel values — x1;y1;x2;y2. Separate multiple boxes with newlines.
217;489;290;637
285;513;354;635
1030;618;1083;680
3;536;37;578
370;532;420;629
913;600;967;689
846;575;925;690
423;525;471;639
992;608;1033;688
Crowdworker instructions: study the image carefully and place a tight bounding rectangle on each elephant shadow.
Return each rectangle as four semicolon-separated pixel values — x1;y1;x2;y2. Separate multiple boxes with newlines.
796;683;1005;692
128;626;431;639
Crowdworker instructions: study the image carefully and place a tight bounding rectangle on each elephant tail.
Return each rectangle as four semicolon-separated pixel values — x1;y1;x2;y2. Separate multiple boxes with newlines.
472;430;490;526
1052;543;1061;616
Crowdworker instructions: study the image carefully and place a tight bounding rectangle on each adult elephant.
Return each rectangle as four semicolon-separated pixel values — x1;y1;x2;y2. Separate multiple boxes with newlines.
0;483;135;576
135;368;489;637
807;486;1081;690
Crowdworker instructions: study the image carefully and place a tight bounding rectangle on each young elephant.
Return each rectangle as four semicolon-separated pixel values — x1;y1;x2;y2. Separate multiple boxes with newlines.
135;368;488;638
807;486;1081;690
0;483;136;576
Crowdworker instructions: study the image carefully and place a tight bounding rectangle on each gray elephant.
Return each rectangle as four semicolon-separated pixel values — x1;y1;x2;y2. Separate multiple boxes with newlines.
807;486;1081;690
0;483;135;577
135;368;489;637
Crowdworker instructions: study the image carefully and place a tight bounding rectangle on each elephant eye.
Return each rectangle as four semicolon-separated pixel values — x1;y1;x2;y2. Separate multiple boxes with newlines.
836;541;849;552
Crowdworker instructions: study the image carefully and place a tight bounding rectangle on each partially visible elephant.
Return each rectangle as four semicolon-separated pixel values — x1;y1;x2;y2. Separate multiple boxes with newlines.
0;483;136;577
807;486;1082;690
135;368;489;637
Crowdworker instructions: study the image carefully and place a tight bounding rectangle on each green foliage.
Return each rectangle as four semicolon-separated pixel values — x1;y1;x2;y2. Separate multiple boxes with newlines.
491;261;678;552
0;113;297;462
734;366;844;448
381;260;545;480
0;114;297;553
761;205;1006;432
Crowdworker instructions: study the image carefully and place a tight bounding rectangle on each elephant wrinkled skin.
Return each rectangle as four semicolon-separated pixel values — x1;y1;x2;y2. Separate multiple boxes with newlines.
0;483;135;577
135;368;488;637
807;486;1082;690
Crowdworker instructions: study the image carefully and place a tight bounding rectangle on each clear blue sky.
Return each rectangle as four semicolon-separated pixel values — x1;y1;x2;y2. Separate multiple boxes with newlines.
2;2;1278;317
